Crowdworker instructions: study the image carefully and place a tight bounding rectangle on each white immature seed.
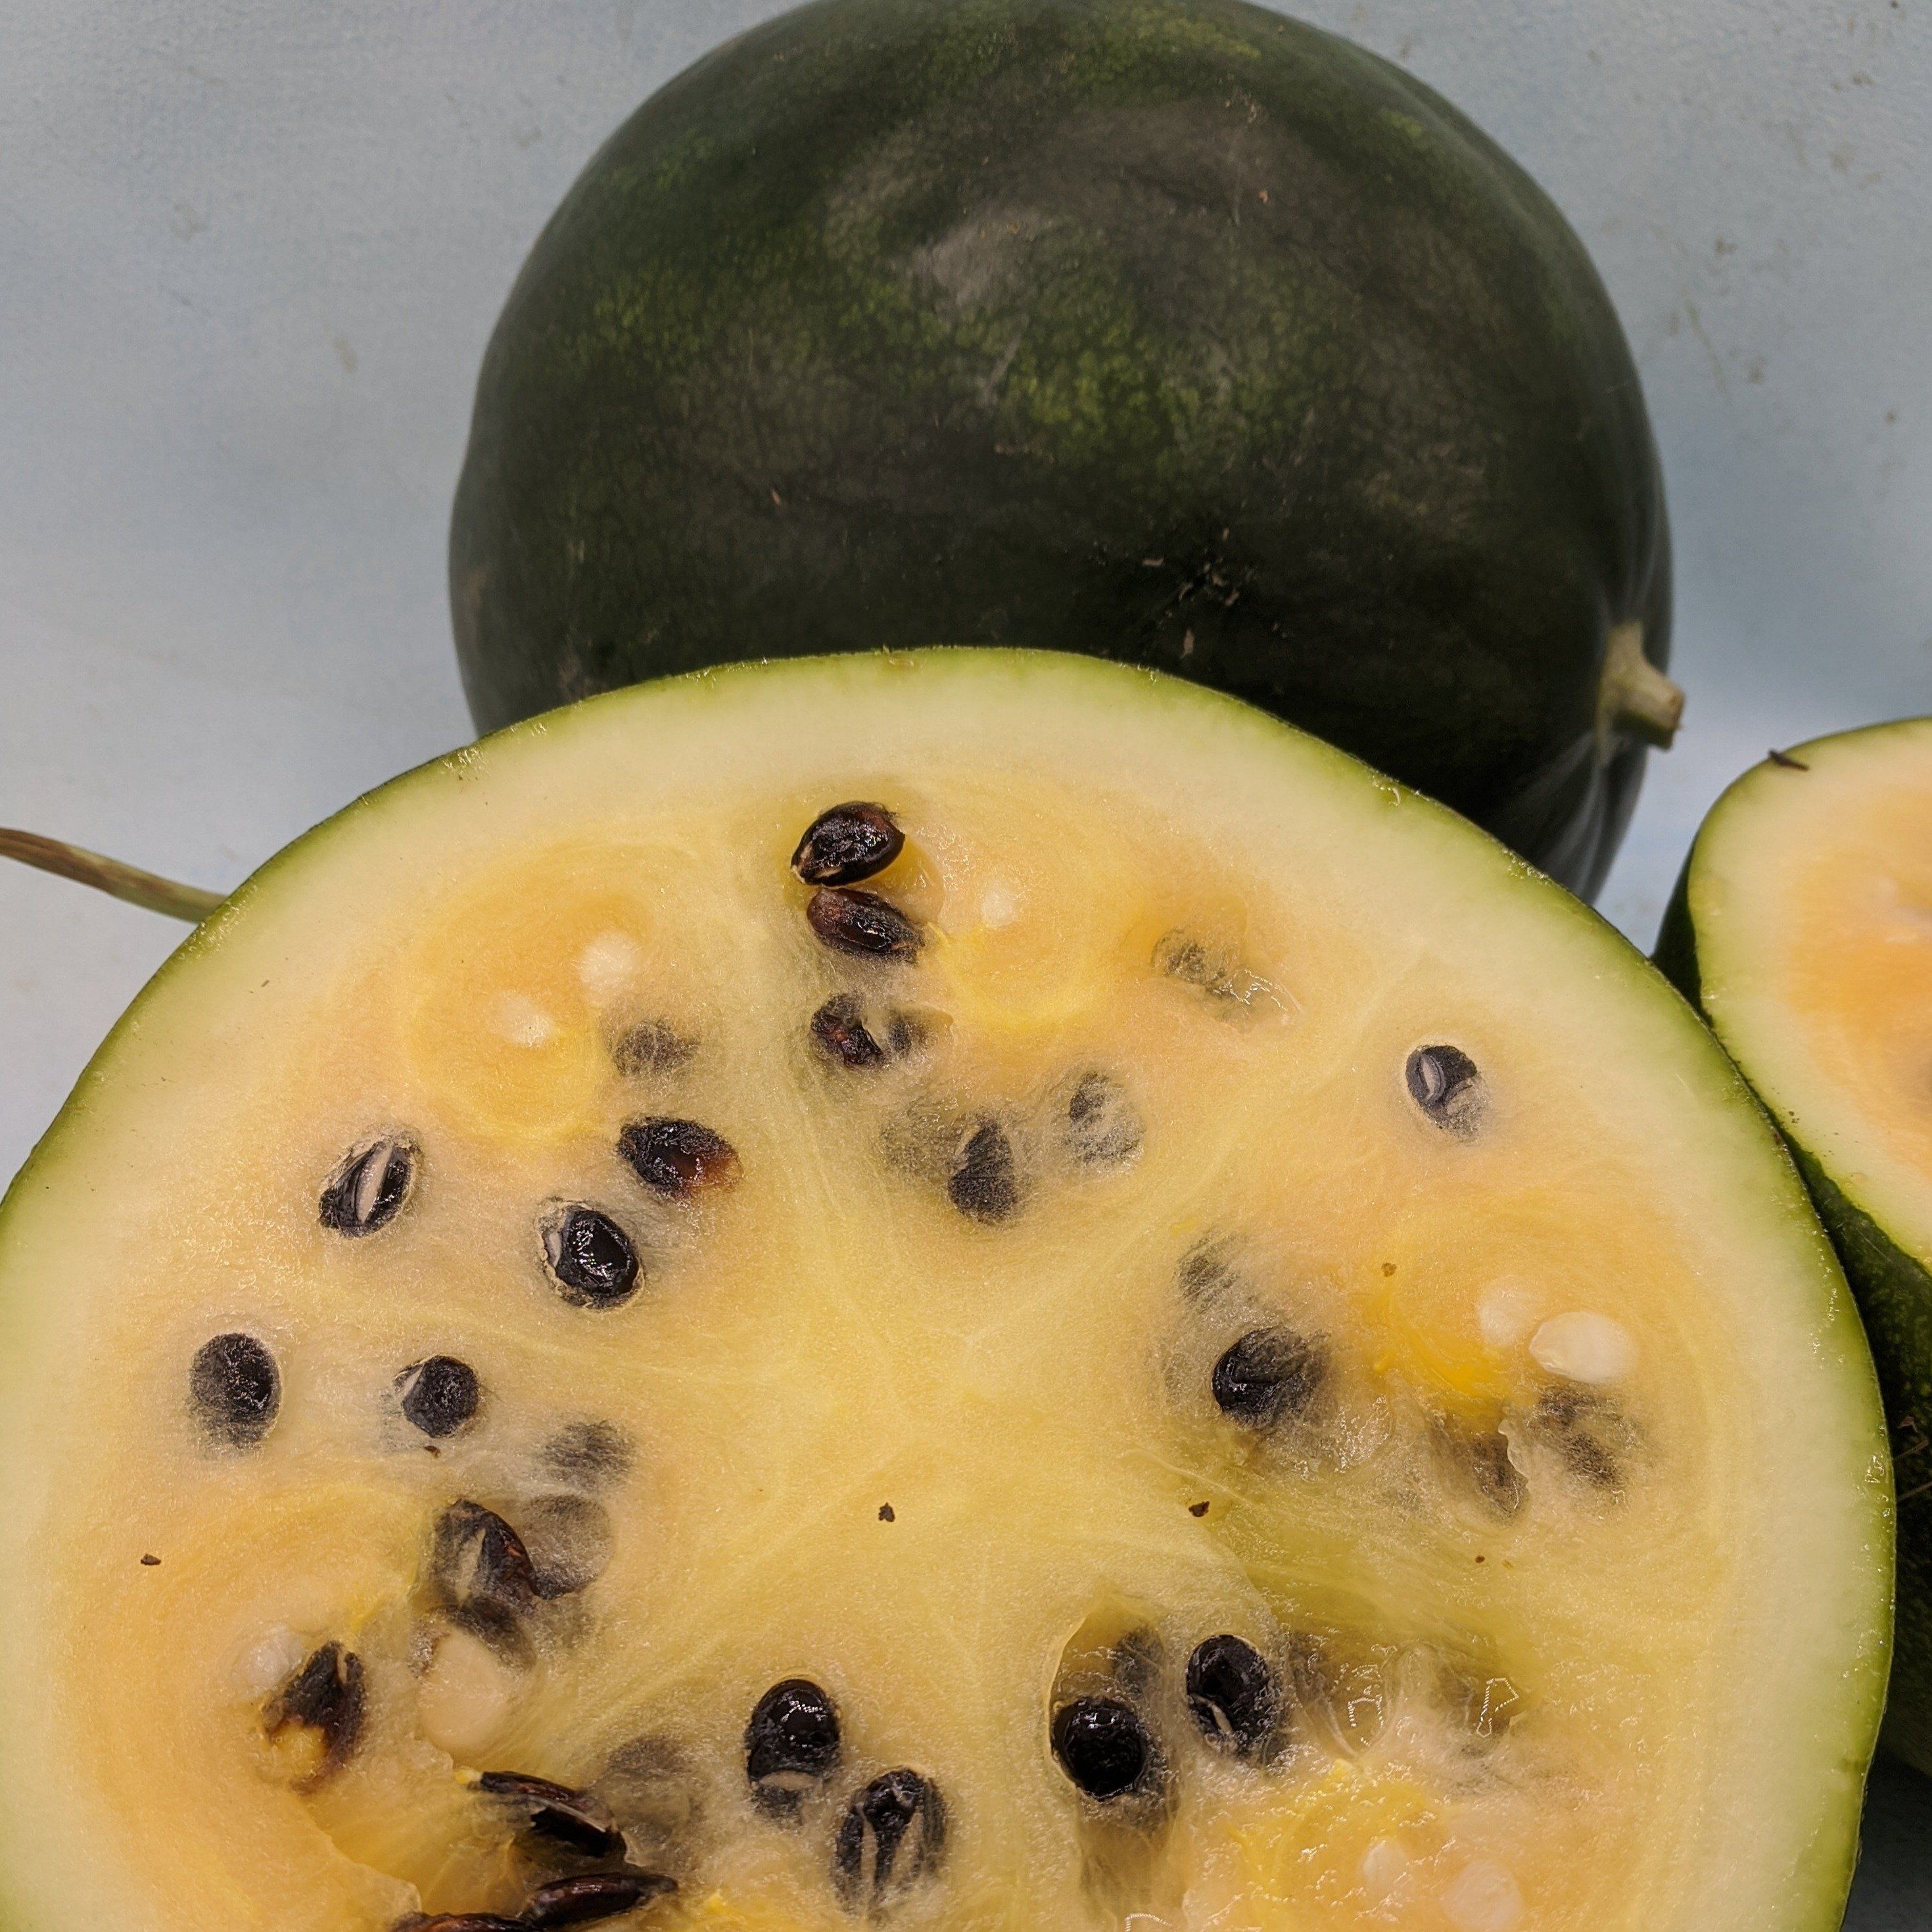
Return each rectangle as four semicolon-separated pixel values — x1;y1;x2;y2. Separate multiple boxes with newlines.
1358;1837;1410;1900
1476;1281;1539;1350
577;930;643;1002
234;1624;307;1700
417;1625;519;1757
491;991;558;1048
1530;1311;1637;1385
1440;1858;1524;1931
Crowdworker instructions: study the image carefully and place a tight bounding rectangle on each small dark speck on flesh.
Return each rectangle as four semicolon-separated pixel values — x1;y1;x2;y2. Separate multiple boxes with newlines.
878;1503;895;1522
1189;1501;1210;1518
1768;747;1810;770
140;1553;161;1566
1381;1261;1396;1277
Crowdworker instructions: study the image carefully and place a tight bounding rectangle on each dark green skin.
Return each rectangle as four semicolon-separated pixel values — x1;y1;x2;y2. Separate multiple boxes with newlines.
1660;876;1932;1774
452;0;1671;898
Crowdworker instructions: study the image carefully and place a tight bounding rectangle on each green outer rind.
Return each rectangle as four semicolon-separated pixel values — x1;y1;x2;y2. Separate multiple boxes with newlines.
1659;726;1932;1776
450;0;1672;900
0;649;1881;1930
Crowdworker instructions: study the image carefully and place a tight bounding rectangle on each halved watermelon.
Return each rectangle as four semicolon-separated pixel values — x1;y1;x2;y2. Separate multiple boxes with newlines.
0;653;1887;1931
1659;717;1931;1774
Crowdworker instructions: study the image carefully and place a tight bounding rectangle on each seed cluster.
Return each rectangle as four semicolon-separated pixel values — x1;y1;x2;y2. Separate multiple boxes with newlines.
170;799;1624;1926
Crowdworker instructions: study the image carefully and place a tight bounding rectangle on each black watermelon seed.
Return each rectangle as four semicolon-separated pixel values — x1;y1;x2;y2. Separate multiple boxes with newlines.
617;1118;740;1198
792;802;905;887
807;887;922;961
1051;1696;1160;1801
1212;1327;1327;1428
475;1770;624;1858
1064;1072;1143;1167
1185;1636;1279;1757
542;1207;640;1308
811;994;886;1068
523;1873;678;1929
1405;1045;1486;1137
397;1356;481;1439
189;1332;281;1447
744;1678;841;1814
610;1021;697;1078
832;1768;946;1906
396;1916;524;1931
434;1500;559;1613
266;1642;365;1783
319;1136;417;1235
948;1119;1022;1223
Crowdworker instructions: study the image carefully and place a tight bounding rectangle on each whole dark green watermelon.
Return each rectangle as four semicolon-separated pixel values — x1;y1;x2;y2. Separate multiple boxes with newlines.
451;0;1677;898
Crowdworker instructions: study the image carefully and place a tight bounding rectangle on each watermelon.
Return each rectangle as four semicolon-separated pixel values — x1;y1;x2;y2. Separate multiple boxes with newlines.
0;651;1882;1932
450;0;1679;899
1658;718;1932;1774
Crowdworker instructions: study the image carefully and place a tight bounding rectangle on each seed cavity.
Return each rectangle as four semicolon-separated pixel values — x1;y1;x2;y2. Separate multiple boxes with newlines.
1050;1696;1161;1802
1185;1636;1279;1758
190;1332;281;1448
319;1135;417;1235
1434;1417;1526;1519
475;1770;624;1858
807;887;922;961
1405;1045;1486;1137
523;1873;677;1929
617;1118;740;1198
1152;930;1277;1010
810;993;923;1070
1534;1386;1630;1492
1064;1072;1143;1167
398;1356;481;1439
1211;1326;1327;1428
745;1678;841;1815
515;1494;614;1597
598;1737;704;1872
610;1021;697;1079
264;1641;365;1787
793;802;905;886
832;1769;947;1908
541;1419;635;1491
541;1206;641;1309
1287;1632;1388;1754
948;1119;1022;1223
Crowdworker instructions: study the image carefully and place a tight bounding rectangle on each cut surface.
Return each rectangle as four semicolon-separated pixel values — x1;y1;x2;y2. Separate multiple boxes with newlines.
1660;717;1929;1769
0;653;1885;1932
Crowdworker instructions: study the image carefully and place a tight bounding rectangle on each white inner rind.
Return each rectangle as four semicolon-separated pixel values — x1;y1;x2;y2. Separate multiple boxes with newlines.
0;652;1888;1932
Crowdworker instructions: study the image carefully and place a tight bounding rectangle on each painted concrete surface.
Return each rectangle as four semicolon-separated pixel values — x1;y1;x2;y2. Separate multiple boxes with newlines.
1;3;1928;1910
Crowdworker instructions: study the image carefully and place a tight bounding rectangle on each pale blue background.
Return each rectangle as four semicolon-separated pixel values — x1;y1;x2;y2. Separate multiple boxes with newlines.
1;2;1928;1914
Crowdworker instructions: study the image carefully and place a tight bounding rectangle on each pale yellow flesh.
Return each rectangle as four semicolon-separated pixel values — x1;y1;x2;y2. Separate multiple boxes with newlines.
0;655;1887;1932
1685;719;1932;1265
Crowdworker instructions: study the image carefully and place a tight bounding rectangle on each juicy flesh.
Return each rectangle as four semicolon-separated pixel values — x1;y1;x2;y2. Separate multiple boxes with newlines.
0;666;1883;1932
1765;749;1932;1200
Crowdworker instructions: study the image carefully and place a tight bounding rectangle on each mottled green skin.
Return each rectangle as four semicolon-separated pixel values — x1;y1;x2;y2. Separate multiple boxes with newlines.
452;0;1671;899
1660;869;1932;1774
